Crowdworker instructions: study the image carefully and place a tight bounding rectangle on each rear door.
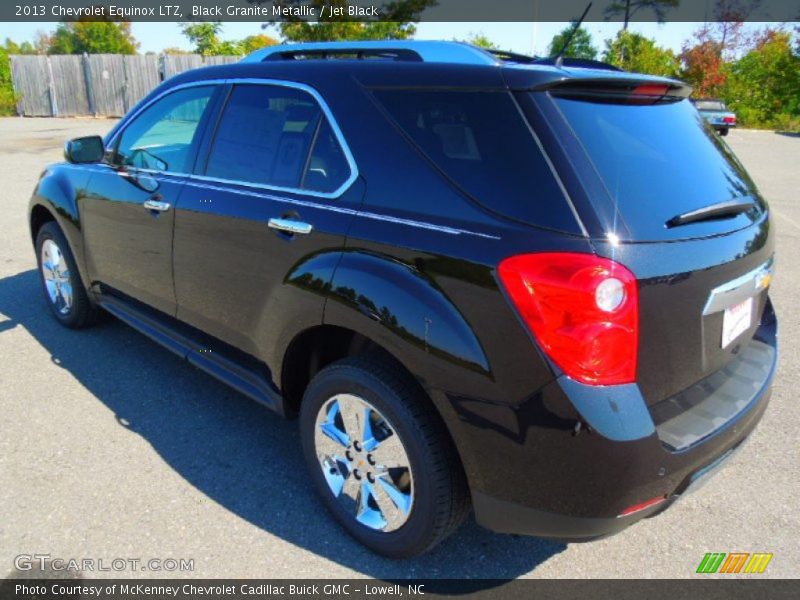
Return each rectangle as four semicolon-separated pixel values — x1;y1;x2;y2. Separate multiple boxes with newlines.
81;85;218;314
521;82;774;404
172;81;361;358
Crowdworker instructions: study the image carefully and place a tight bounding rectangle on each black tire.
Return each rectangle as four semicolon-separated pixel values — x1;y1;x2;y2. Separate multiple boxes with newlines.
720;128;729;136
35;221;99;329
299;355;470;558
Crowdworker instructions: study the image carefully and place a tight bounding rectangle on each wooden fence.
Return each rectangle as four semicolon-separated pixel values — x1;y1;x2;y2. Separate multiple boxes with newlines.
9;54;240;117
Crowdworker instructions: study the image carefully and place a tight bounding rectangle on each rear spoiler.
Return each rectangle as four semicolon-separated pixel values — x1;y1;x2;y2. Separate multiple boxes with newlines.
538;78;692;104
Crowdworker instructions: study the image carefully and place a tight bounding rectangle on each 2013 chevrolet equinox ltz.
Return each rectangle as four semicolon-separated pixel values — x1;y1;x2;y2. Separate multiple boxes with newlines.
28;41;777;558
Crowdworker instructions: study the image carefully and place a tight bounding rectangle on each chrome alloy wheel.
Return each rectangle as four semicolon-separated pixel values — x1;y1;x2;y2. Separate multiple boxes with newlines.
40;239;73;315
314;393;414;532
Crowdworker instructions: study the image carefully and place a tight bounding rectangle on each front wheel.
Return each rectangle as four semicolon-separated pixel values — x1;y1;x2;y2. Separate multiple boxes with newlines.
299;356;469;558
35;221;98;329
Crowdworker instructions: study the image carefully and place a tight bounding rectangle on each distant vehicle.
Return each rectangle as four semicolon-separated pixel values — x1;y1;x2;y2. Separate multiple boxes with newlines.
693;98;737;136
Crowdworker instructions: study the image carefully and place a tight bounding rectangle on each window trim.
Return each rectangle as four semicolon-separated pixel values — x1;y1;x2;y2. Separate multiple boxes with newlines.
107;78;359;200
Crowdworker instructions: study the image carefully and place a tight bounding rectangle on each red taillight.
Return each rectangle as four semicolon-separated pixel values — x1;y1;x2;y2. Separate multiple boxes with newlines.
498;253;638;386
723;115;736;124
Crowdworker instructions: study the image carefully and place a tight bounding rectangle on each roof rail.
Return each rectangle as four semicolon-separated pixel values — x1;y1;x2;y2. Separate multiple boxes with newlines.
241;41;500;66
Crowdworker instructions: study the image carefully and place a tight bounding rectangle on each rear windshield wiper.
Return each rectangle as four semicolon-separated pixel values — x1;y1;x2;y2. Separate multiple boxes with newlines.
666;199;757;228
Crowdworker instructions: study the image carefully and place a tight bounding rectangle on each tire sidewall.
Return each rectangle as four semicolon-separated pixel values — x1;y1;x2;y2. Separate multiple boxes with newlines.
299;364;441;558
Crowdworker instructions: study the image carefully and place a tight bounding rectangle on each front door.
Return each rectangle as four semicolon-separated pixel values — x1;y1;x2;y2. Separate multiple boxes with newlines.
172;82;361;358
80;85;217;314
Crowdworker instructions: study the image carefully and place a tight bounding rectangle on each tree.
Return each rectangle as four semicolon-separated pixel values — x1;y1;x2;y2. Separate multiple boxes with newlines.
266;0;435;42
723;29;800;129
681;37;727;97
48;22;138;55
604;0;679;30
547;22;598;59
463;33;497;50
180;22;226;56
239;34;279;55
0;47;15;115
3;38;36;55
603;30;680;76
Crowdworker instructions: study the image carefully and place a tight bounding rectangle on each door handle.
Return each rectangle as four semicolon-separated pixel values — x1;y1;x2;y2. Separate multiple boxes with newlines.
144;199;171;212
268;218;313;235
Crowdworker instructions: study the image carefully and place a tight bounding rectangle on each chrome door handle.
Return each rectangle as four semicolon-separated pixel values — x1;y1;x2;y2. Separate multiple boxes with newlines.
144;199;171;212
268;218;313;235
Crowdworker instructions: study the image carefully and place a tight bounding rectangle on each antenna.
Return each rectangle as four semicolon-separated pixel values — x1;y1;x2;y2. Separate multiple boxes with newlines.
554;2;593;68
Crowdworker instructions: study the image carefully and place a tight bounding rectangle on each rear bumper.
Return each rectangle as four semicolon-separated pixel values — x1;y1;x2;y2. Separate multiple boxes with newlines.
469;301;777;540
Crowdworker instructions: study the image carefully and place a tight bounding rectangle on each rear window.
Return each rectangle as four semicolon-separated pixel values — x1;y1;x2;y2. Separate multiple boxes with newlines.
552;96;759;240
694;100;727;111
372;89;580;234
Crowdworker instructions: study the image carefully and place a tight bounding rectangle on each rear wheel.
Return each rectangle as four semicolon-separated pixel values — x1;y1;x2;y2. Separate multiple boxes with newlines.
299;356;469;557
719;128;729;136
35;222;98;329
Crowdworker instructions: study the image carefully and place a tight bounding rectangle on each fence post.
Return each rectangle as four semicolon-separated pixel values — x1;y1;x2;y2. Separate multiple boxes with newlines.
82;53;97;116
46;56;58;117
121;55;130;113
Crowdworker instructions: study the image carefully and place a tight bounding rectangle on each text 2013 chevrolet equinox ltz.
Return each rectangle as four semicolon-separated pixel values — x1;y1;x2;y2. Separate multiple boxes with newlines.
28;41;777;558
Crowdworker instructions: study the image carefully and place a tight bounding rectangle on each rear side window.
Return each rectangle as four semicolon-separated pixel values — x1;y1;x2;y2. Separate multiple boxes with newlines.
552;95;759;240
205;84;350;193
372;89;578;233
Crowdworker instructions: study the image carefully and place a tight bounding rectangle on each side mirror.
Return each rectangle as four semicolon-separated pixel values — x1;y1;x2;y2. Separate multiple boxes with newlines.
64;136;105;164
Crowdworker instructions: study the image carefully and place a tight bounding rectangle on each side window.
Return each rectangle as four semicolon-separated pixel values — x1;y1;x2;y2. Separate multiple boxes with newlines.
205;83;351;193
302;119;350;193
116;86;214;173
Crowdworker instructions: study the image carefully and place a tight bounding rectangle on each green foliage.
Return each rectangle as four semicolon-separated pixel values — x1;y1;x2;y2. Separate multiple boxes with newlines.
464;33;497;50
48;22;138;55
603;30;680;77
273;0;434;42
180;24;278;56
720;30;800;130
239;34;279;55
0;47;16;115
547;23;598;59
4;38;36;55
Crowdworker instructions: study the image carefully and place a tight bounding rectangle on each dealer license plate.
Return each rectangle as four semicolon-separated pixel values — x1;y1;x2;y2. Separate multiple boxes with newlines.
721;297;753;348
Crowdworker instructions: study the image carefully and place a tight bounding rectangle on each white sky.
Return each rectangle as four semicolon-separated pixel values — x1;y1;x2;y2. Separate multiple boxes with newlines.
0;21;781;56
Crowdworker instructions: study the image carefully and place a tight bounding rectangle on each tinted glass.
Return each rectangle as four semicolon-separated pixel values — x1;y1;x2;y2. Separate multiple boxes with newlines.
373;90;578;233
116;86;213;173
206;84;323;188
553;96;759;240
303;119;350;193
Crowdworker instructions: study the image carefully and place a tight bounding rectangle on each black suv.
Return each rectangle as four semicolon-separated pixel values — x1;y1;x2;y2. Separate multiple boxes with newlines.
29;41;777;558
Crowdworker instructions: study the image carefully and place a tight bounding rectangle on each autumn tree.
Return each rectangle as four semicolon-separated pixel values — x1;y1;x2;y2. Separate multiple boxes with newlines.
48;22;138;54
547;22;598;59
604;30;680;76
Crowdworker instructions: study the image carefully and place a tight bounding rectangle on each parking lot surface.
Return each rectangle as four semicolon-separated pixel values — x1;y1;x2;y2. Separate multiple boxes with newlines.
1;118;798;579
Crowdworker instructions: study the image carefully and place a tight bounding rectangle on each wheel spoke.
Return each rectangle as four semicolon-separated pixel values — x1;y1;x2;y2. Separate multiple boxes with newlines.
319;401;349;448
361;407;378;451
376;475;413;516
370;479;407;530
337;395;363;446
59;281;73;310
370;433;408;469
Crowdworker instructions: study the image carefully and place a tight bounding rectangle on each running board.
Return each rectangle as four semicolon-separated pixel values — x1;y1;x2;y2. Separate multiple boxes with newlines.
98;295;285;416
